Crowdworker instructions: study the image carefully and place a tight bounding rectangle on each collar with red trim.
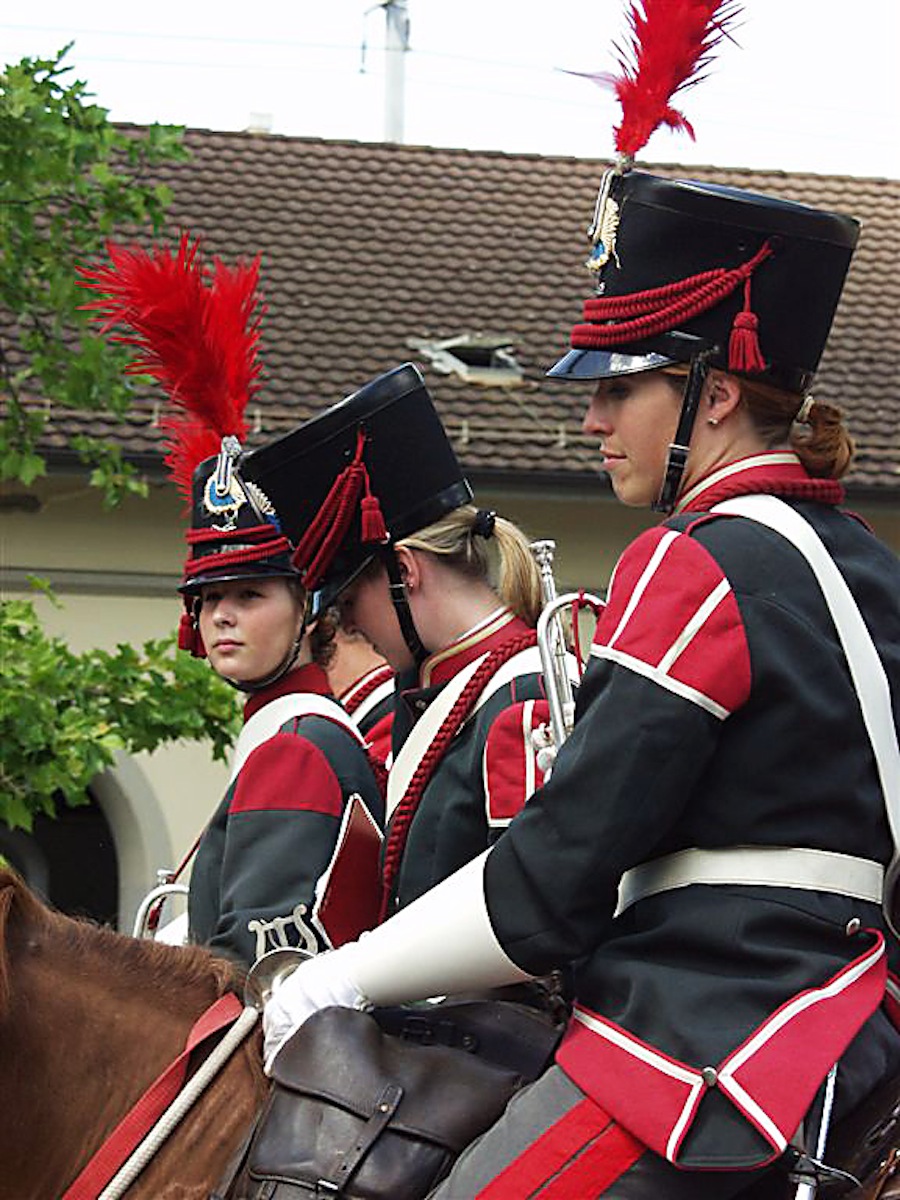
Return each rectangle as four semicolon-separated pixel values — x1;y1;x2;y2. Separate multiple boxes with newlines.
418;608;531;689
243;662;332;721
674;452;844;515
339;663;394;709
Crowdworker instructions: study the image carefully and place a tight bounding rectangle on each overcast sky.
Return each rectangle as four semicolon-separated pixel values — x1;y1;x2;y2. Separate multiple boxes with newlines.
3;1;898;179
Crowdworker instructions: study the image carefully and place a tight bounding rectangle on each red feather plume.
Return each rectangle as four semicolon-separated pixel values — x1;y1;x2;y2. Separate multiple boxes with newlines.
78;232;265;503
606;0;741;159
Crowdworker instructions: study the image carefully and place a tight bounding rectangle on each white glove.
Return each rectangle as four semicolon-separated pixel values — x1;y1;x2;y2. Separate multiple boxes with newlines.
262;943;367;1074
263;852;532;1073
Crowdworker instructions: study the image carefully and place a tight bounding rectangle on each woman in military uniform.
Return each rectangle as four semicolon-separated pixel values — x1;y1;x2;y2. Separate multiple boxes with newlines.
261;171;900;1195
178;452;384;967
239;366;560;926
325;612;395;780
81;236;384;969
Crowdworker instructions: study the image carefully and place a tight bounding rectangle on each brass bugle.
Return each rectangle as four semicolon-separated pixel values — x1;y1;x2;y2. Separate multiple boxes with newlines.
244;946;314;1011
131;880;190;939
530;540;603;773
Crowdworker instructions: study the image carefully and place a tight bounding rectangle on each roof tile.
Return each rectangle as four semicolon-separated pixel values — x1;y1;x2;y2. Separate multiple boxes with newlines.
15;129;900;492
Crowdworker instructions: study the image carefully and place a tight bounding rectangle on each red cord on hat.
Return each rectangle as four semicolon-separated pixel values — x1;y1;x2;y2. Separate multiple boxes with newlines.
183;528;293;581
292;429;387;591
727;275;766;373
572;240;774;373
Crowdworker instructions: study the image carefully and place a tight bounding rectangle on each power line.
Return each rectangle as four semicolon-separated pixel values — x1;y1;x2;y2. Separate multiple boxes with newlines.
0;21;566;75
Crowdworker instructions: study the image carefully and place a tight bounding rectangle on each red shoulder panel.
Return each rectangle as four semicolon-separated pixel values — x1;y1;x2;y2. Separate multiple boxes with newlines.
483;698;552;824
594;527;750;716
230;732;344;816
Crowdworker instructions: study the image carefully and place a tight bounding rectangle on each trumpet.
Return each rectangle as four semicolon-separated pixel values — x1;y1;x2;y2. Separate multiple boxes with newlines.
244;946;314;1010
132;868;189;941
530;540;604;775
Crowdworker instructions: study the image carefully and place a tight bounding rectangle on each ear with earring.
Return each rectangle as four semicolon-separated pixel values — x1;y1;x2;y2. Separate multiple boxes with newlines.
707;381;726;426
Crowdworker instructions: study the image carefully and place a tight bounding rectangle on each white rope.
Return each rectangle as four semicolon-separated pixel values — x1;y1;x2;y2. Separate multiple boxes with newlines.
98;1004;259;1200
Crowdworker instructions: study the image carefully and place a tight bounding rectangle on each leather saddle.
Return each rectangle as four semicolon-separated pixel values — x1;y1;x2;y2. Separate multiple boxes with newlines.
218;995;563;1200
218;1020;900;1200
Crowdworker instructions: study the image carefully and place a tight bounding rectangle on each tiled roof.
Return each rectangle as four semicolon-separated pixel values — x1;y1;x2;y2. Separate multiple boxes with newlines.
32;129;900;493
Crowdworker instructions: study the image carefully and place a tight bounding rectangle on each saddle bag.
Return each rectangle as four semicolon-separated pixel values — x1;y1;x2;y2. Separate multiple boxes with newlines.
821;1067;900;1198
228;997;562;1200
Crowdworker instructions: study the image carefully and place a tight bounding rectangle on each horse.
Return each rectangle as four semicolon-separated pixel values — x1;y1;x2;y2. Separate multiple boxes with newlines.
3;865;898;1200
0;866;268;1200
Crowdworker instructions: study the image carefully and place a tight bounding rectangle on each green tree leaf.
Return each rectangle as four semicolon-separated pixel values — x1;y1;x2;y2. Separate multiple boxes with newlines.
0;45;187;507
0;593;240;829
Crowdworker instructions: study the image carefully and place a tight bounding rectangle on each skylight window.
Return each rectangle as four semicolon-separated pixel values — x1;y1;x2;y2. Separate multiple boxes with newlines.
408;334;523;385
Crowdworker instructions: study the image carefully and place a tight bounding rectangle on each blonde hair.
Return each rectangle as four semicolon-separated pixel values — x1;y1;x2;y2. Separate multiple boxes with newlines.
660;365;855;480
398;505;544;627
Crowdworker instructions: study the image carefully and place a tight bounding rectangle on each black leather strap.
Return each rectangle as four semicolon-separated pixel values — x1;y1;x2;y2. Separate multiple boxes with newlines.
381;545;427;666
653;352;712;514
318;1082;404;1193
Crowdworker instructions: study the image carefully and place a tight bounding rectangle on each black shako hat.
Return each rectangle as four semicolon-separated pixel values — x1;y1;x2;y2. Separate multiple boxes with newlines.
548;170;860;395
240;362;473;608
178;442;298;596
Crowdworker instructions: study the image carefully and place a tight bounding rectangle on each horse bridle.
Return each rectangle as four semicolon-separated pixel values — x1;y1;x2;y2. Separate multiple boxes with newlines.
61;993;257;1200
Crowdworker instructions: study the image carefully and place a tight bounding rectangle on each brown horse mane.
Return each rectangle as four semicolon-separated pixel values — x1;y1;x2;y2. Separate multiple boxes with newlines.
0;867;245;1016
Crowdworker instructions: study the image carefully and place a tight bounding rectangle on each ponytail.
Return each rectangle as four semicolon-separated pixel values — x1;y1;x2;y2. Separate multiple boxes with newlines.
398;504;543;626
491;513;544;626
738;376;855;480
789;397;856;480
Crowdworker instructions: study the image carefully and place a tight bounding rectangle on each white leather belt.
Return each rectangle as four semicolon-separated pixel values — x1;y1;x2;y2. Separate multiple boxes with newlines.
616;846;885;915
712;496;900;933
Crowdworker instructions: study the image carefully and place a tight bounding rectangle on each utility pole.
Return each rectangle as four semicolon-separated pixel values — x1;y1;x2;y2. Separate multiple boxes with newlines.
383;0;410;143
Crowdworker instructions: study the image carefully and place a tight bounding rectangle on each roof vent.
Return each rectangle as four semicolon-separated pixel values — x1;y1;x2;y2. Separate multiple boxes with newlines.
245;113;274;135
409;333;523;386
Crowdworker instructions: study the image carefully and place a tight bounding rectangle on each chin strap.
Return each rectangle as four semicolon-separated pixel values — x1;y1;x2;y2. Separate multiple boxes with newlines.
226;626;306;695
653;352;713;514
381;544;427;668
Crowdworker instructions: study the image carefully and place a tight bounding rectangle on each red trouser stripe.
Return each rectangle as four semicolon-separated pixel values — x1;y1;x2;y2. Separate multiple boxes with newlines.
475;1098;642;1199
540;1123;644;1199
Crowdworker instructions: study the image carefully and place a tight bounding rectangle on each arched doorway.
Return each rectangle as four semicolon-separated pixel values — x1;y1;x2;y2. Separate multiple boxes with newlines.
0;790;119;925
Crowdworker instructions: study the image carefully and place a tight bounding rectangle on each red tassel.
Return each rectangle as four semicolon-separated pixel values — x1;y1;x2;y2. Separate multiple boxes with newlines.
177;611;194;651
360;494;388;544
728;276;766;373
178;610;206;658
293;430;389;584
729;311;765;373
